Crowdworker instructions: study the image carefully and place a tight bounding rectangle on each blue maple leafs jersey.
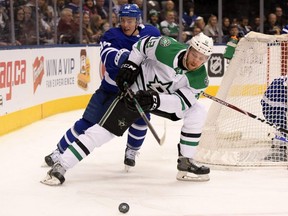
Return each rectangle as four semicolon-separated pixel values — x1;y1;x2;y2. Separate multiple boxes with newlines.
262;76;287;111
99;24;161;93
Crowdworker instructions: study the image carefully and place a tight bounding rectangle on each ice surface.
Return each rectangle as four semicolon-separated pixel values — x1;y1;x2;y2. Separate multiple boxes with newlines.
0;99;288;216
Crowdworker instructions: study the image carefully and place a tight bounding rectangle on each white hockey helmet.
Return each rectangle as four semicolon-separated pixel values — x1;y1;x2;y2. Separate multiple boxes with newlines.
188;32;213;57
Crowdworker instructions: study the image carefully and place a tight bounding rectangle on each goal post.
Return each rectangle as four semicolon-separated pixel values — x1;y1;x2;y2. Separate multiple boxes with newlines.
195;32;288;168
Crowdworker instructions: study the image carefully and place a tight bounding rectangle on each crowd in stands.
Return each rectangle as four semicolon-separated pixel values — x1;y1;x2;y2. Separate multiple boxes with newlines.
0;0;287;46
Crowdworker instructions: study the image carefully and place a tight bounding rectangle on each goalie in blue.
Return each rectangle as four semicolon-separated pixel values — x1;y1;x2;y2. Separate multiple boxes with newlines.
261;76;288;162
43;4;160;170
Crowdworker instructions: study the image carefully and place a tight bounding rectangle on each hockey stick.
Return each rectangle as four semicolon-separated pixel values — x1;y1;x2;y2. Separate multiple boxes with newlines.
202;92;288;135
124;84;166;145
268;133;288;143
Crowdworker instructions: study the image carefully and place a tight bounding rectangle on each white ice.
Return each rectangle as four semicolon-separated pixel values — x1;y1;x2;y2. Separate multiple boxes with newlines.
1;99;288;216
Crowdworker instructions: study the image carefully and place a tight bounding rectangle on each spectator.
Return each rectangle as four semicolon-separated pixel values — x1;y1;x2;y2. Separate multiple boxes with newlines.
90;14;103;44
23;4;52;44
203;14;223;43
112;0;128;17
147;9;160;30
185;26;202;45
25;0;37;20
264;13;281;35
182;3;197;31
132;0;143;19
14;0;28;8
251;16;261;32
0;3;9;32
191;26;202;37
0;4;10;45
222;17;230;36
38;0;54;24
101;20;110;33
14;6;26;45
275;6;286;28
83;0;98;17
57;8;79;43
159;0;177;22
95;0;109;21
194;16;205;31
160;10;179;40
181;31;191;43
50;0;65;21
231;17;239;26
110;11;118;27
65;0;80;14
222;24;240;43
23;5;37;44
238;16;252;37
82;12;94;44
147;0;161;14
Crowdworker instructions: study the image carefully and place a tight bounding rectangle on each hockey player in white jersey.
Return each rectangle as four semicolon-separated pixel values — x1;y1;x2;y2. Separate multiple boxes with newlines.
41;33;214;185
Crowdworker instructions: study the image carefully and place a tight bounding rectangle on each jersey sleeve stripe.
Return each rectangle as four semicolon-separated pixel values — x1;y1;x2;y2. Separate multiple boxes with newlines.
142;36;152;55
175;89;192;108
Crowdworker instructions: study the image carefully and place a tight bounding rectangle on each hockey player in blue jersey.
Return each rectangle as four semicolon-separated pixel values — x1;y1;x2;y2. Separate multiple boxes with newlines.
261;76;288;162
43;4;161;169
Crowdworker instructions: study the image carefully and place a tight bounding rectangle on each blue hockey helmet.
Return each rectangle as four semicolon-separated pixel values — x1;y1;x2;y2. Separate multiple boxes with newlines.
281;25;288;34
119;4;141;20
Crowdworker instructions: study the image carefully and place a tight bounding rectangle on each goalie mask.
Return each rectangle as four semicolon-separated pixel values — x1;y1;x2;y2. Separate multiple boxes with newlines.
183;32;213;70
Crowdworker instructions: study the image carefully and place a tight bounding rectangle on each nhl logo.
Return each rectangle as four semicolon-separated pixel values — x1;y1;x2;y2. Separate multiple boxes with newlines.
208;54;224;77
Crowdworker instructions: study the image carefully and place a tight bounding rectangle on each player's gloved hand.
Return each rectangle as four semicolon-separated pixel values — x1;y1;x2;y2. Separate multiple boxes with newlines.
115;60;140;92
125;90;160;112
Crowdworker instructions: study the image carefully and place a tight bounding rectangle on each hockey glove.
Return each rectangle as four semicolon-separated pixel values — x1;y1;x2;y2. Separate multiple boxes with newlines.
125;90;160;112
115;60;140;92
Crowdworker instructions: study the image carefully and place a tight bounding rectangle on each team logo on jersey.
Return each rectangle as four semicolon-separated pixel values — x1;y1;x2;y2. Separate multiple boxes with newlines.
147;76;172;94
159;37;171;47
118;118;128;129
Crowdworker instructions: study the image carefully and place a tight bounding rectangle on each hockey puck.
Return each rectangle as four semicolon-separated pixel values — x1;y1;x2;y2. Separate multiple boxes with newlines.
118;202;129;213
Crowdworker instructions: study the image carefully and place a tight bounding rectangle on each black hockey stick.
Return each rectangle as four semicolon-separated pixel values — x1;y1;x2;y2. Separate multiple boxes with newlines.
124;84;166;145
202;92;288;135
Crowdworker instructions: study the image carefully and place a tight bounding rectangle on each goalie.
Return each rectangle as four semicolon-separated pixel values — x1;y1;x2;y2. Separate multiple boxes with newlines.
41;33;214;185
261;76;288;162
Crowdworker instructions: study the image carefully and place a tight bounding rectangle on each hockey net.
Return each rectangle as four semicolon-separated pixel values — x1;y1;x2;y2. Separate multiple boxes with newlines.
195;32;288;168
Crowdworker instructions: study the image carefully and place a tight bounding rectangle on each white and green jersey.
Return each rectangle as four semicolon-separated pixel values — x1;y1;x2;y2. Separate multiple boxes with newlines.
129;36;209;119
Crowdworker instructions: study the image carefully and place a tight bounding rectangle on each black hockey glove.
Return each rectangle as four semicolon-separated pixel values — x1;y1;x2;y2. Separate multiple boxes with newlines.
115;60;140;92
125;90;160;112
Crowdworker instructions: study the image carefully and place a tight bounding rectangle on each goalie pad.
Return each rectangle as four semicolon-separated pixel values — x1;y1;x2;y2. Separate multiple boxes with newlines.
99;94;142;136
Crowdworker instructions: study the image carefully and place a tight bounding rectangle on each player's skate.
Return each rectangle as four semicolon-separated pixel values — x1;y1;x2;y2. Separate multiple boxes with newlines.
42;149;60;167
124;146;139;172
40;162;66;186
176;144;210;181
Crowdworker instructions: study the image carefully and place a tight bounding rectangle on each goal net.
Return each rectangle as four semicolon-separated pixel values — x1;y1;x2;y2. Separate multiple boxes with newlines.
195;32;288;168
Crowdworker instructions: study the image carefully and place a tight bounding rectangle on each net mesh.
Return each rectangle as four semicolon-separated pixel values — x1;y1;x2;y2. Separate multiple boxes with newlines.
195;32;288;168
